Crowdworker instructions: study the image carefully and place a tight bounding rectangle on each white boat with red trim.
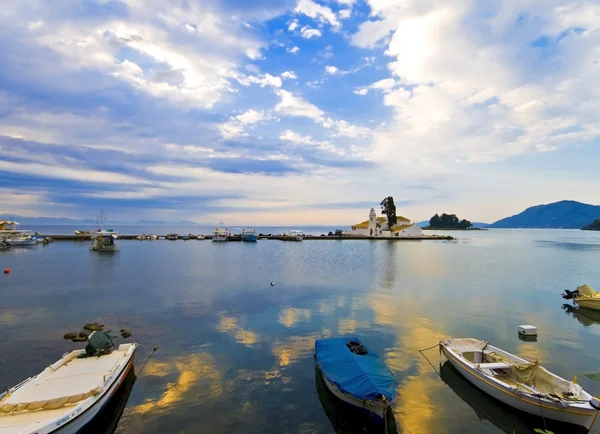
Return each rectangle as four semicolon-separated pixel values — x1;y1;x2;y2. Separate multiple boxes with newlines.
440;338;600;431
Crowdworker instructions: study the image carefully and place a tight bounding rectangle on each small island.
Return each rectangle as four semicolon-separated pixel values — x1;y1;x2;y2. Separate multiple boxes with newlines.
424;213;482;230
582;218;600;231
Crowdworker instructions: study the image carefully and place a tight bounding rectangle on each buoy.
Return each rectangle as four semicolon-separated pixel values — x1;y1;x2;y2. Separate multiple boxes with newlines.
270;282;275;286
3;268;9;274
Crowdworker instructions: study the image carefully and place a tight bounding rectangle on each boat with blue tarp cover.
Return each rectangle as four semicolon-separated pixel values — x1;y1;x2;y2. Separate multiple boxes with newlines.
314;337;397;419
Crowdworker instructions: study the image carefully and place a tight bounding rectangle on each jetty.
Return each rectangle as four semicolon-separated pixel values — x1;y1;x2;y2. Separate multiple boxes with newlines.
40;234;454;241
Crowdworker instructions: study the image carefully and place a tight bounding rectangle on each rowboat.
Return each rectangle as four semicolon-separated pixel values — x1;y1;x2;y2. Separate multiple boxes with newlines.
440;338;600;431
563;284;600;311
0;332;137;434
314;337;397;420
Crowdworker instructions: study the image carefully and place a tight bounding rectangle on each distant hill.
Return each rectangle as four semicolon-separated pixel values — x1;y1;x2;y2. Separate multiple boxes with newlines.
0;215;203;226
490;200;600;229
582;218;600;231
417;221;490;228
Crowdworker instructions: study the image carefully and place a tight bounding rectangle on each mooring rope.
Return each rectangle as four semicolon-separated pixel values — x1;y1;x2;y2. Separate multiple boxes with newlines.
537;396;548;432
418;343;441;378
136;346;159;377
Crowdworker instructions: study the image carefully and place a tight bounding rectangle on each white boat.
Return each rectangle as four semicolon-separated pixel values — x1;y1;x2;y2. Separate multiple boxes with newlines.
89;231;119;252
212;225;229;242
440;338;600;431
74;230;91;237
0;334;137;434
6;236;37;246
196;235;205;240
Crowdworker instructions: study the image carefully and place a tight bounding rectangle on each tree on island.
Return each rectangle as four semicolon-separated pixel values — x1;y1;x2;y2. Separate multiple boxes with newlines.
428;213;473;229
582;218;600;231
380;196;397;229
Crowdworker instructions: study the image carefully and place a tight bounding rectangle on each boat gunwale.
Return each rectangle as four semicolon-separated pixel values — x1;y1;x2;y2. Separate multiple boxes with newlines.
0;344;137;433
439;342;596;416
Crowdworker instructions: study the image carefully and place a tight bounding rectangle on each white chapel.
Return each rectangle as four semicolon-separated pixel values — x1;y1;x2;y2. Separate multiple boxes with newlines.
343;208;423;238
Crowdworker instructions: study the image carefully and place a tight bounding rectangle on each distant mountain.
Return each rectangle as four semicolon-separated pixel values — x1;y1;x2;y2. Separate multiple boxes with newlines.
417;221;491;228
490;200;600;229
582;218;600;231
0;215;203;226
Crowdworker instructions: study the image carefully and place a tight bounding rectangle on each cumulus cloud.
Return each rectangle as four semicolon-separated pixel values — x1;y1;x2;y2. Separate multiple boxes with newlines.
300;26;322;39
294;0;339;28
354;78;398;95
281;71;298;80
339;9;352;20
275;90;324;120
287;46;300;54
280;129;345;155
288;19;299;31
237;74;283;88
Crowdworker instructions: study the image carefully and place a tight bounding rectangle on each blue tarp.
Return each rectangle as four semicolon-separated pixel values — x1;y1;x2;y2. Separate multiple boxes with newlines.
315;337;397;402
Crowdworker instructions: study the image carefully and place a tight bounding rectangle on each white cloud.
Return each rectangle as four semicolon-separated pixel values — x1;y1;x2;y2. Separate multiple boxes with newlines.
235;109;268;125
339;9;353;20
288;19;299;31
280;130;346;155
280;130;314;144
336;0;355;4
354;78;398;95
295;0;340;28
275;90;324;120
237;73;283;88
281;71;297;80
300;26;322;39
325;65;349;76
287;46;300;54
218;109;272;138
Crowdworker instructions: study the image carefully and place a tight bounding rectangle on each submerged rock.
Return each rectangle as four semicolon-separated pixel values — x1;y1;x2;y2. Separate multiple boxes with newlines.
121;331;132;338
83;323;104;331
64;332;77;340
79;330;90;338
72;336;88;342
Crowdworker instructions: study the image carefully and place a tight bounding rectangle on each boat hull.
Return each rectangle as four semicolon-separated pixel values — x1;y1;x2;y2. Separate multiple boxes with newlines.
440;345;599;430
575;297;600;311
212;236;228;242
6;239;37;246
52;357;135;434
316;366;388;419
241;234;258;242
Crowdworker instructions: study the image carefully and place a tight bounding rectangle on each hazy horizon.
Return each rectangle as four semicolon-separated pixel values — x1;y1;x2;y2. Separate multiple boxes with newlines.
1;0;599;224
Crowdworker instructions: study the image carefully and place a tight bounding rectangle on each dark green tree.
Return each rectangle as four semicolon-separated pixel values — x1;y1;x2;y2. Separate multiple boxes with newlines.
429;213;442;228
380;196;397;230
458;219;473;229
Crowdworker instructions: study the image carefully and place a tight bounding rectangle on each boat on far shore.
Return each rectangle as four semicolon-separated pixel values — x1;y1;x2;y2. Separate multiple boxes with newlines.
213;223;229;242
240;228;258;242
74;230;92;237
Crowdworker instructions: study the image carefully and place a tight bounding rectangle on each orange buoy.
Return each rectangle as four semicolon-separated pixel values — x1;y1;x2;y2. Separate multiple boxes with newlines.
3;268;9;274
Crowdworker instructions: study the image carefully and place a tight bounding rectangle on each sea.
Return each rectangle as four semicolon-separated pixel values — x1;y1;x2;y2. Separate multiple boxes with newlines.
1;228;600;434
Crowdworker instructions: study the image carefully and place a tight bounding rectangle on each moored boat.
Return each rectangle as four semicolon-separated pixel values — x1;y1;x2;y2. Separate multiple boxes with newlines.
89;230;119;252
563;284;600;311
74;230;92;237
6;236;37;246
212;227;229;242
241;228;258;242
439;338;600;431
314;337;397;420
165;234;178;240
0;332;137;434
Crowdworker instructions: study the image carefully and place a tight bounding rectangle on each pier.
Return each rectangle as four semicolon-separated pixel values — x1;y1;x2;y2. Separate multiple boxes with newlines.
41;234;454;241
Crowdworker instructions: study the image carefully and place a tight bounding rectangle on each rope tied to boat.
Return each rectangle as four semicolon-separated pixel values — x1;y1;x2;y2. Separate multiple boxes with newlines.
136;346;159;378
418;343;441;378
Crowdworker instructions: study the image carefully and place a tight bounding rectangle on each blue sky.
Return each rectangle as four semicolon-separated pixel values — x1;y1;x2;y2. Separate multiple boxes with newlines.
0;0;599;225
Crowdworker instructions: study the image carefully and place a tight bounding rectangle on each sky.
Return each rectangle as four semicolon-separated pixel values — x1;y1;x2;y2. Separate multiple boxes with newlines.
0;0;599;225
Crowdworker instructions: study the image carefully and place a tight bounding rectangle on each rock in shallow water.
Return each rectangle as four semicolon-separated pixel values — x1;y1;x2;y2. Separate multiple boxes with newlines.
64;332;77;340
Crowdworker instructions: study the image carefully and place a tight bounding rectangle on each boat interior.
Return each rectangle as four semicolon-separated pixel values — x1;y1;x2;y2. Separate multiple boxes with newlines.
446;340;588;402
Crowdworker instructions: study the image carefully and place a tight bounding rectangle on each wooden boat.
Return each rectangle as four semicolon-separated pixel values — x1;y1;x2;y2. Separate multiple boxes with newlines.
440;338;600;431
314;337;397;419
563;284;600;311
6;236;37;246
0;333;137;434
89;231;119;252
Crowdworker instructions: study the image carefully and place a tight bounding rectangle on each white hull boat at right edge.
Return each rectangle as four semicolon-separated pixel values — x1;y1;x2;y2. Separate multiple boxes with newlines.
0;332;137;434
440;338;600;431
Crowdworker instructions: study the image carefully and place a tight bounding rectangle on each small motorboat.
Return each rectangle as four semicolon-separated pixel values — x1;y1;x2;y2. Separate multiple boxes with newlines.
314;337;397;419
0;332;137;434
196;235;205;240
89;230;119;252
74;230;92;237
165;234;178;240
6;236;37;246
563;284;600;311
440;338;600;431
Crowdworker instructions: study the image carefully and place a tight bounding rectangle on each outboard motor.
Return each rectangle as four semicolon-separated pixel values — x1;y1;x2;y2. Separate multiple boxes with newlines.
562;289;580;300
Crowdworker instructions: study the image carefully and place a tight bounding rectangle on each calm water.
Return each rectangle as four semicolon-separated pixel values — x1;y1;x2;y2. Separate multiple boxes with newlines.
1;229;600;434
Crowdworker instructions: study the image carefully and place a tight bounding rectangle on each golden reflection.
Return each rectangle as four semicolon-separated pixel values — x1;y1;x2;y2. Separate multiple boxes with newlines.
217;313;260;347
517;342;549;363
318;301;334;314
278;307;311;328
271;335;315;367
140;361;172;378
395;375;444;434
130;353;224;415
337;318;369;335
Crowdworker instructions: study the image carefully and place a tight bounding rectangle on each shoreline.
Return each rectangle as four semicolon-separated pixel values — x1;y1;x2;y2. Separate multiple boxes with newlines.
42;234;455;241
